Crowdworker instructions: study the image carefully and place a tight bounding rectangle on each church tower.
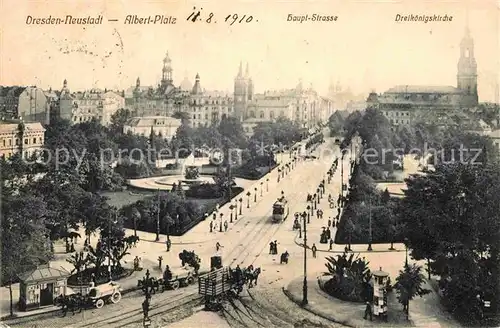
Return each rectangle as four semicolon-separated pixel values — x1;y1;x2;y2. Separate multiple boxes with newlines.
457;26;478;107
234;61;248;120
161;52;174;89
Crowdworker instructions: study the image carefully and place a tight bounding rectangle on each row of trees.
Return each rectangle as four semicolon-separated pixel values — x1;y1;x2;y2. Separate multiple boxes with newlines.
333;107;500;325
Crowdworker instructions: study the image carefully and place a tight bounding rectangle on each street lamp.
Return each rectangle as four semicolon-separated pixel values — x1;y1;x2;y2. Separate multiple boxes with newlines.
254;188;257;202
229;205;234;223
404;237;409;267
246;192;251;208
266;178;269;192
219;213;224;232
301;211;308;305
239;198;243;215
260;181;263;196
277;169;281;182
155;189;161;242
367;196;373;251
234;201;238;220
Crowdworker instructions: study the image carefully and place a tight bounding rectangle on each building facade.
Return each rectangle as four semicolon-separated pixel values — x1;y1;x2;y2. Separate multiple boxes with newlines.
0;119;46;159
58;80;125;126
235;70;333;134
123;116;182;141
367;27;479;130
0;86;49;124
126;53;234;128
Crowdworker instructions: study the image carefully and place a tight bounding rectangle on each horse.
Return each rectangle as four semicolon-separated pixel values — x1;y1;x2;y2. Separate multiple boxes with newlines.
55;294;83;316
247;267;261;288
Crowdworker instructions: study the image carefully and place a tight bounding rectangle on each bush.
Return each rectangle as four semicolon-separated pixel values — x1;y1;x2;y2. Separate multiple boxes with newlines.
67;266;133;286
322;252;372;303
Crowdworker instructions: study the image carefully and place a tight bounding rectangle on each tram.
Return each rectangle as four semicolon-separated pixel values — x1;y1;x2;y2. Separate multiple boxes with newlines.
272;197;289;222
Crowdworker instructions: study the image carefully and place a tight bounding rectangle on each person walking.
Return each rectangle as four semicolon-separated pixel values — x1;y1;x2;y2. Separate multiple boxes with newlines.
311;243;317;258
269;242;274;254
363;301;373;321
329;238;334;250
209;220;213;233
224;220;228;232
327;219;331;227
216;242;223;252
273;240;278;255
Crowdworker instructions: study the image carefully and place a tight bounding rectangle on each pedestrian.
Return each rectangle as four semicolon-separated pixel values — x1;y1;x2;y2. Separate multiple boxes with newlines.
269;242;274;254
311;243;317;258
165;238;171;252
216;242;223;252
273;240;278;255
316;209;320;218
224;220;228;232
209;220;213;233
329;238;334;250
363;301;373;321
214;223;218;231
213;213;216;220
344;245;349;253
332;220;336;228
328;219;331;227
326;227;331;240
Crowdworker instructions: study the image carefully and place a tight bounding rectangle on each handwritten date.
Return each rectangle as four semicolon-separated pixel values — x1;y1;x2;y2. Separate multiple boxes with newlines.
186;7;257;24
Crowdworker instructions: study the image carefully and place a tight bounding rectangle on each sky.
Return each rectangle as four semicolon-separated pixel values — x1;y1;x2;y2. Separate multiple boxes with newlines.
0;0;499;102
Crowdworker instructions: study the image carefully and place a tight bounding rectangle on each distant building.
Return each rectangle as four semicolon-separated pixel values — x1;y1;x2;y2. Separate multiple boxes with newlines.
123;116;182;141
126;53;233;128
0;86;49;124
0;119;45;159
327;81;366;112
58;80;124;125
367;27;479;131
234;64;332;134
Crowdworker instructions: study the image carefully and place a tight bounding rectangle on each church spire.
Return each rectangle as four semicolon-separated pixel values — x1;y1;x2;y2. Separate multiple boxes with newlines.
237;61;243;78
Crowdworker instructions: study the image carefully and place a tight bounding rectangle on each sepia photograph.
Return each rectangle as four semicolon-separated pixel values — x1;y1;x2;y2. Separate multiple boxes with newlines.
0;0;499;327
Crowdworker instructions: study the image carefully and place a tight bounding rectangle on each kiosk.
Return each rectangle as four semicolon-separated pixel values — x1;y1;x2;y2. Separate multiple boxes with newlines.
18;264;70;311
372;267;389;321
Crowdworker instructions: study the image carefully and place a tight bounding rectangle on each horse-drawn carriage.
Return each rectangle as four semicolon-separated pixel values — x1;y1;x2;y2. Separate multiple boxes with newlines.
138;266;197;294
198;265;261;311
54;281;122;315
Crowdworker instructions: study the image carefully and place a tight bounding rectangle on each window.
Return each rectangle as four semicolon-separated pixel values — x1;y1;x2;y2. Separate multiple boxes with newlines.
8;139;11;146
32;138;36;144
15;139;19;146
249;110;255;118
205;114;208;119
2;140;5;147
193;114;196;119
259;111;264;118
270;112;275;120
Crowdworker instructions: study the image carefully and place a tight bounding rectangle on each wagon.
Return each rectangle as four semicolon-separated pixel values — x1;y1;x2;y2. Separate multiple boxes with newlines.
87;281;122;309
161;266;196;290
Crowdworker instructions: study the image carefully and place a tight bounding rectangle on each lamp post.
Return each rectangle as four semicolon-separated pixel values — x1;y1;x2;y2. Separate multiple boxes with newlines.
229;205;234;223
367;196;373;251
239;198;243;215
155;189;161;242
246;192;251;208
254;188;257;202
404;237;409;267
306;205;311;223
277;169;281;182
219;213;224;233
260;181;263;196
301;211;308;305
234;201;238;220
266;178;269;192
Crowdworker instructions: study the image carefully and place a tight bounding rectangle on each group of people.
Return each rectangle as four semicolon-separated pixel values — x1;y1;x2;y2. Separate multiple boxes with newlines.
269;240;279;255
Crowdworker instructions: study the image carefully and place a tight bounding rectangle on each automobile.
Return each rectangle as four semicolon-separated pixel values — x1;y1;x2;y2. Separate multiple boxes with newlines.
87;281;122;308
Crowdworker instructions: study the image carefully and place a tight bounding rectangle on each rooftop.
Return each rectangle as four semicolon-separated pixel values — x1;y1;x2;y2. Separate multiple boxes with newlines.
18;264;70;283
385;85;462;94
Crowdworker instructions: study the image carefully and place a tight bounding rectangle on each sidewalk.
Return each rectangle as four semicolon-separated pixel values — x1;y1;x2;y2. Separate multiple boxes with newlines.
284;274;412;327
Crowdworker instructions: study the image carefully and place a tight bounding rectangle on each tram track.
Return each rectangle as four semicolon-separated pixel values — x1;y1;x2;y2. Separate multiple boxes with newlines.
5;153;331;328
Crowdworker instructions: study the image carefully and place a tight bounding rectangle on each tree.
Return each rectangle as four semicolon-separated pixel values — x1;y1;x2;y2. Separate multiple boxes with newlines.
66;251;89;275
1;194;52;316
395;263;430;320
109;108;133;135
218;116;247;149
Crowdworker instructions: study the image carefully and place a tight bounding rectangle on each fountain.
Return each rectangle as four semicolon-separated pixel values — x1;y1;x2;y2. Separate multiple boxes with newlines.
155;152;212;188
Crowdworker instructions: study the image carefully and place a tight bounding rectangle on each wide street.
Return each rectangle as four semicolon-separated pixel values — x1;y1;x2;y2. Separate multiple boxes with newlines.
3;136;412;328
